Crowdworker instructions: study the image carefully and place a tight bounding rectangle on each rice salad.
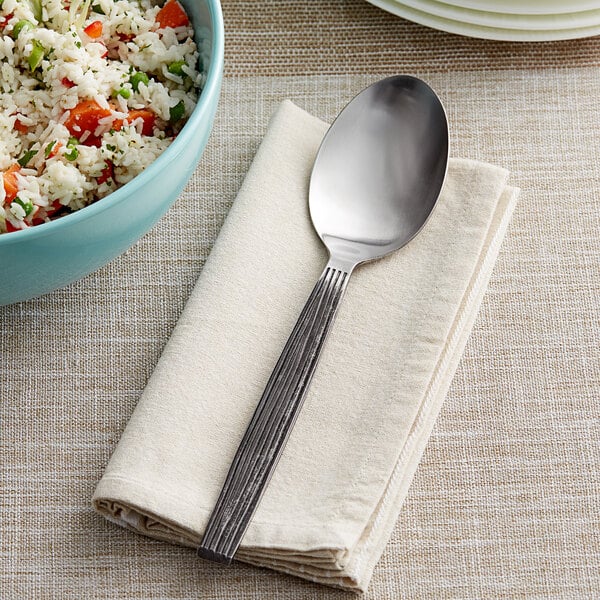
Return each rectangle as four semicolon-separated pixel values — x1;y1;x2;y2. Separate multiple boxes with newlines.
0;0;204;234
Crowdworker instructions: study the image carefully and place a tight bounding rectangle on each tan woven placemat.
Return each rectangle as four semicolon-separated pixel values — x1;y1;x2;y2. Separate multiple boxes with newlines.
2;68;599;598
221;0;600;75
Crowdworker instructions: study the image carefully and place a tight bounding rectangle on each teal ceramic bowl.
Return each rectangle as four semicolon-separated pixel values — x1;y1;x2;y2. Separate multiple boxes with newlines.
0;0;224;306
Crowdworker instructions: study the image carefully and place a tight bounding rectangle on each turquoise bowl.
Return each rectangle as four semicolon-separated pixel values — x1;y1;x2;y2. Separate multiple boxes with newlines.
0;0;224;306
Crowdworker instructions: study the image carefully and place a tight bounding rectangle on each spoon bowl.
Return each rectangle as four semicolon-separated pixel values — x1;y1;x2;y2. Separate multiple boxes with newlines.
199;76;449;564
310;75;448;269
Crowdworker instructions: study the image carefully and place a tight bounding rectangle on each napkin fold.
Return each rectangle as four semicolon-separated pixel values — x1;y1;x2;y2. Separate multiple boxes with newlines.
93;100;519;592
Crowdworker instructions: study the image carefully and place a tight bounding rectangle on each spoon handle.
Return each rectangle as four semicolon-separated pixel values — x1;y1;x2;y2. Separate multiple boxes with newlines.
198;262;351;563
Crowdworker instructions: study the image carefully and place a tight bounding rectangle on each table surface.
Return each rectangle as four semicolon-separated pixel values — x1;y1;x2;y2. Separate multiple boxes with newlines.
2;1;599;598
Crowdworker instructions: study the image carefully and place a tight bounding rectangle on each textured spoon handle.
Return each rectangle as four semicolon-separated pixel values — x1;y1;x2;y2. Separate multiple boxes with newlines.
198;263;351;563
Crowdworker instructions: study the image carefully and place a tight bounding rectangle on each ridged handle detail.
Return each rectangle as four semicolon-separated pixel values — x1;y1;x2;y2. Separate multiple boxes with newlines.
198;264;350;563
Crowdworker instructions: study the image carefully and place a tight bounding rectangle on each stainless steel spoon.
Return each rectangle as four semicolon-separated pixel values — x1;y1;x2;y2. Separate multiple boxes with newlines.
198;75;449;563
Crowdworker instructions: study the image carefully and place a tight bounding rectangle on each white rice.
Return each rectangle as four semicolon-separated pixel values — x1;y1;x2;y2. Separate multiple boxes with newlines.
0;0;205;233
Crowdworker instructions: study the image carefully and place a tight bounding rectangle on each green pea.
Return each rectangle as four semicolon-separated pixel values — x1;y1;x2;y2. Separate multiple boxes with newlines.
111;87;131;99
129;71;149;92
167;60;186;76
169;100;185;123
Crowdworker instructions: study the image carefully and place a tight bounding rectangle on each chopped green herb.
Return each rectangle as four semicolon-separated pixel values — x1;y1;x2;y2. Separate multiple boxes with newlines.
27;0;42;22
129;71;149;92
106;144;116;152
18;149;38;167
64;137;79;161
14;197;34;216
167;60;186;76
28;40;45;71
91;3;105;14
11;20;34;39
44;140;56;157
64;147;78;161
169;100;185;123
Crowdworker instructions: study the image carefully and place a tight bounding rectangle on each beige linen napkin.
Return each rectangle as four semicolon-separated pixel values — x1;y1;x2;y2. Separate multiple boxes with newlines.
94;100;519;592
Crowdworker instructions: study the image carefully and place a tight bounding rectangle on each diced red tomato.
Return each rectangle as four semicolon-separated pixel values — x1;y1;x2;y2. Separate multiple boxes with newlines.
64;99;111;145
61;77;75;88
155;0;189;29
38;199;64;222
45;199;63;216
97;160;113;185
87;136;103;148
14;118;29;134
113;109;156;136
3;164;21;204
127;109;155;135
83;20;103;38
117;32;135;42
64;100;156;147
0;13;14;29
5;220;20;233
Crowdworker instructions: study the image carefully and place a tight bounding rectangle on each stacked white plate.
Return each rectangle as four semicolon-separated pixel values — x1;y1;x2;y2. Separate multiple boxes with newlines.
367;0;600;41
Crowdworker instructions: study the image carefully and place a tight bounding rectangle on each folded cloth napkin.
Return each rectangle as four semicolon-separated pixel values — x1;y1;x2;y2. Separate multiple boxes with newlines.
93;100;519;592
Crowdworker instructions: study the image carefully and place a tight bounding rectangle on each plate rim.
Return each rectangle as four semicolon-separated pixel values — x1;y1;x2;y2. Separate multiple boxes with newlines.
366;0;600;41
433;0;600;16
396;0;600;31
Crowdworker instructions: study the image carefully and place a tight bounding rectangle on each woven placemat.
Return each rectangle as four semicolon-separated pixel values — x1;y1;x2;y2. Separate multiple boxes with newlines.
221;0;600;75
1;69;599;598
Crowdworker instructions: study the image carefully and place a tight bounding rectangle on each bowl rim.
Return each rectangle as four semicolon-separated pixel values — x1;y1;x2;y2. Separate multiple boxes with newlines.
0;0;224;247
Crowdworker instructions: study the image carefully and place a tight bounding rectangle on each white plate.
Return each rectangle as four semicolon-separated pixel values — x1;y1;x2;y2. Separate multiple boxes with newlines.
435;0;600;16
367;0;600;42
367;0;600;40
399;0;600;30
